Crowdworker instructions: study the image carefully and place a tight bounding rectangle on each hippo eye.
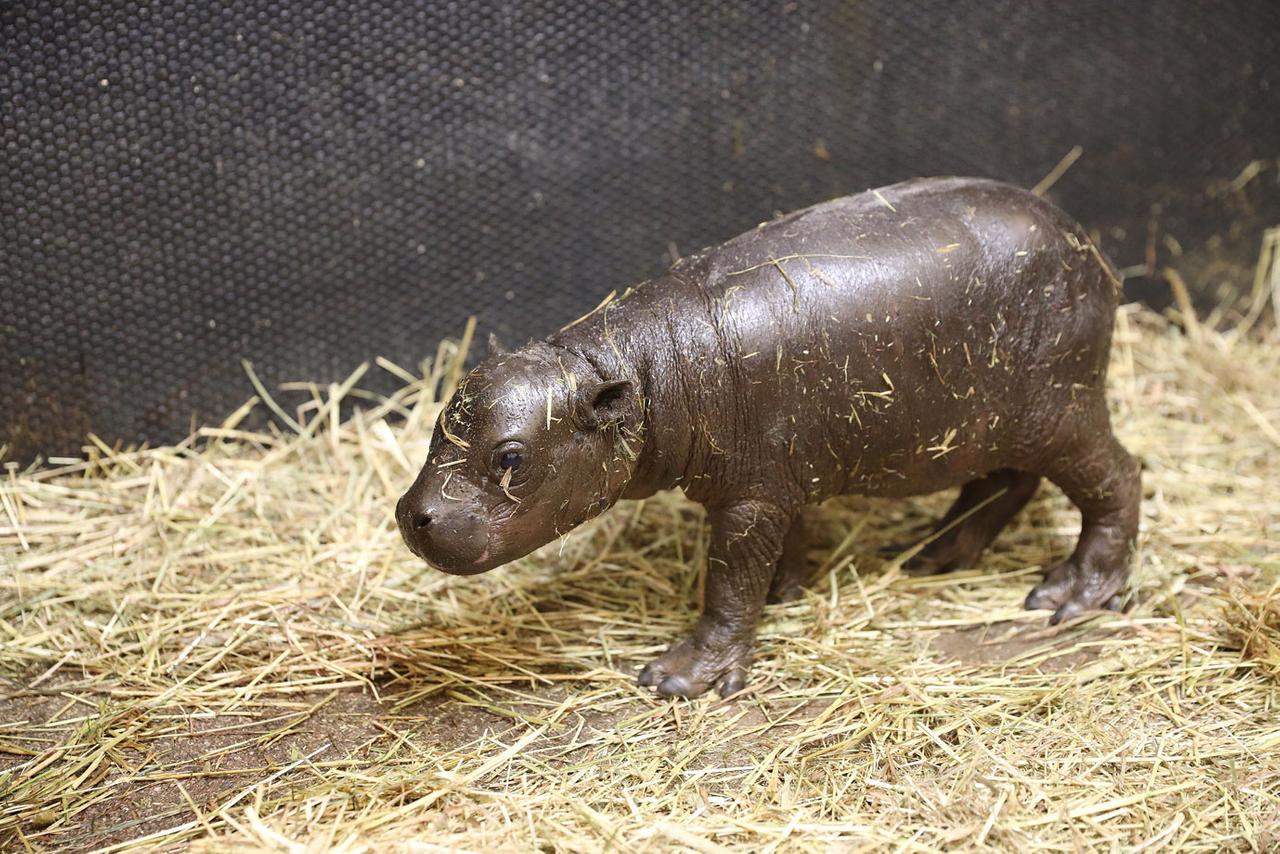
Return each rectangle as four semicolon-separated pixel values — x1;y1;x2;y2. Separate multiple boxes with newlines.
490;441;528;484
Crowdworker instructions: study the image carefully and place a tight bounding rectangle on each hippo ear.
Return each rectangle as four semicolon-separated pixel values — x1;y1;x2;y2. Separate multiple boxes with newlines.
486;332;508;358
576;379;634;431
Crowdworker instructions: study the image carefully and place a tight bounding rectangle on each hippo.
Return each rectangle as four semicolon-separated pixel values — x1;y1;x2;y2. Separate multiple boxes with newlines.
396;177;1141;699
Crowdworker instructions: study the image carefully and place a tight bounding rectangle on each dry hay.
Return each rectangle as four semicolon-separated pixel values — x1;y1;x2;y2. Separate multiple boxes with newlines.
2;303;1279;853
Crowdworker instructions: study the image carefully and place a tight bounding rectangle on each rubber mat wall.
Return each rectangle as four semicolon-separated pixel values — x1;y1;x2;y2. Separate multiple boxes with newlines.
3;1;1278;459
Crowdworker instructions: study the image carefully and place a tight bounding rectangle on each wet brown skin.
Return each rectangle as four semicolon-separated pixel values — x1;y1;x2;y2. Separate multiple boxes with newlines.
396;177;1141;699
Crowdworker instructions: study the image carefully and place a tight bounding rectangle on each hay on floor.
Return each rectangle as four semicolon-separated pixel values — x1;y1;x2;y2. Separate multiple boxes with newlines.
1;304;1278;852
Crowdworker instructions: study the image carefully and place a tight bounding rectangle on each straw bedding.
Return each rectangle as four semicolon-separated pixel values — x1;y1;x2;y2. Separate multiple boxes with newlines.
2;303;1278;852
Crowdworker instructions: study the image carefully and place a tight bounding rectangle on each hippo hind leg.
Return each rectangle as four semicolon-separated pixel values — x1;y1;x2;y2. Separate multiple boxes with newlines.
767;513;810;604
900;469;1042;576
1025;415;1141;624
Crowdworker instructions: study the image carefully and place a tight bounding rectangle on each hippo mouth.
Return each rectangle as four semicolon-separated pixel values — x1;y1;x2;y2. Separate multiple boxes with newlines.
417;548;495;576
402;537;495;576
396;510;496;576
394;486;547;576
401;537;496;578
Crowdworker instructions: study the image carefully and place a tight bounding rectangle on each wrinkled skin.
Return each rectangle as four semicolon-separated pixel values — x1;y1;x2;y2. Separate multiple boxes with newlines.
397;177;1141;699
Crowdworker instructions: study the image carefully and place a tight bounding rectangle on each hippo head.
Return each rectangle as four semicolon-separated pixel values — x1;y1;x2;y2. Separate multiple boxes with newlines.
395;341;643;575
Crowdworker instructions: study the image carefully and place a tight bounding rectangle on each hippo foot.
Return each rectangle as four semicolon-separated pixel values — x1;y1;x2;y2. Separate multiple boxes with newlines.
637;630;753;699
1024;559;1125;624
878;526;985;575
901;536;984;576
766;577;806;604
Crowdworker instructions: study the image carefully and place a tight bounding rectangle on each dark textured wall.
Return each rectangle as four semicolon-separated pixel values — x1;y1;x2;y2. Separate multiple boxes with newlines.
3;1;1278;460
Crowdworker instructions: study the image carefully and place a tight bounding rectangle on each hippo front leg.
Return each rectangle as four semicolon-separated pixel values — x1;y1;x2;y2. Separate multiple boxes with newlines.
638;499;790;699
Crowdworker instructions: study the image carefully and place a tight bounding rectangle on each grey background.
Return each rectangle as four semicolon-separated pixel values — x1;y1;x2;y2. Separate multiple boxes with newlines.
3;0;1278;460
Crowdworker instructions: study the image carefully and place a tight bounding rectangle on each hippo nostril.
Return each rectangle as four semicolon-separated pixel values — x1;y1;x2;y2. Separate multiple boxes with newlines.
412;511;433;531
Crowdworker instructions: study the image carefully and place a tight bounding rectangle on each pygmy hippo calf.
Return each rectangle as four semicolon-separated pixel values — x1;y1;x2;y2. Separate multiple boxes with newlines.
396;177;1141;698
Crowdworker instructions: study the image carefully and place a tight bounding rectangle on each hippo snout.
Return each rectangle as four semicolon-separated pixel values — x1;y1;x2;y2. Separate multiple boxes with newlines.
395;489;493;575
